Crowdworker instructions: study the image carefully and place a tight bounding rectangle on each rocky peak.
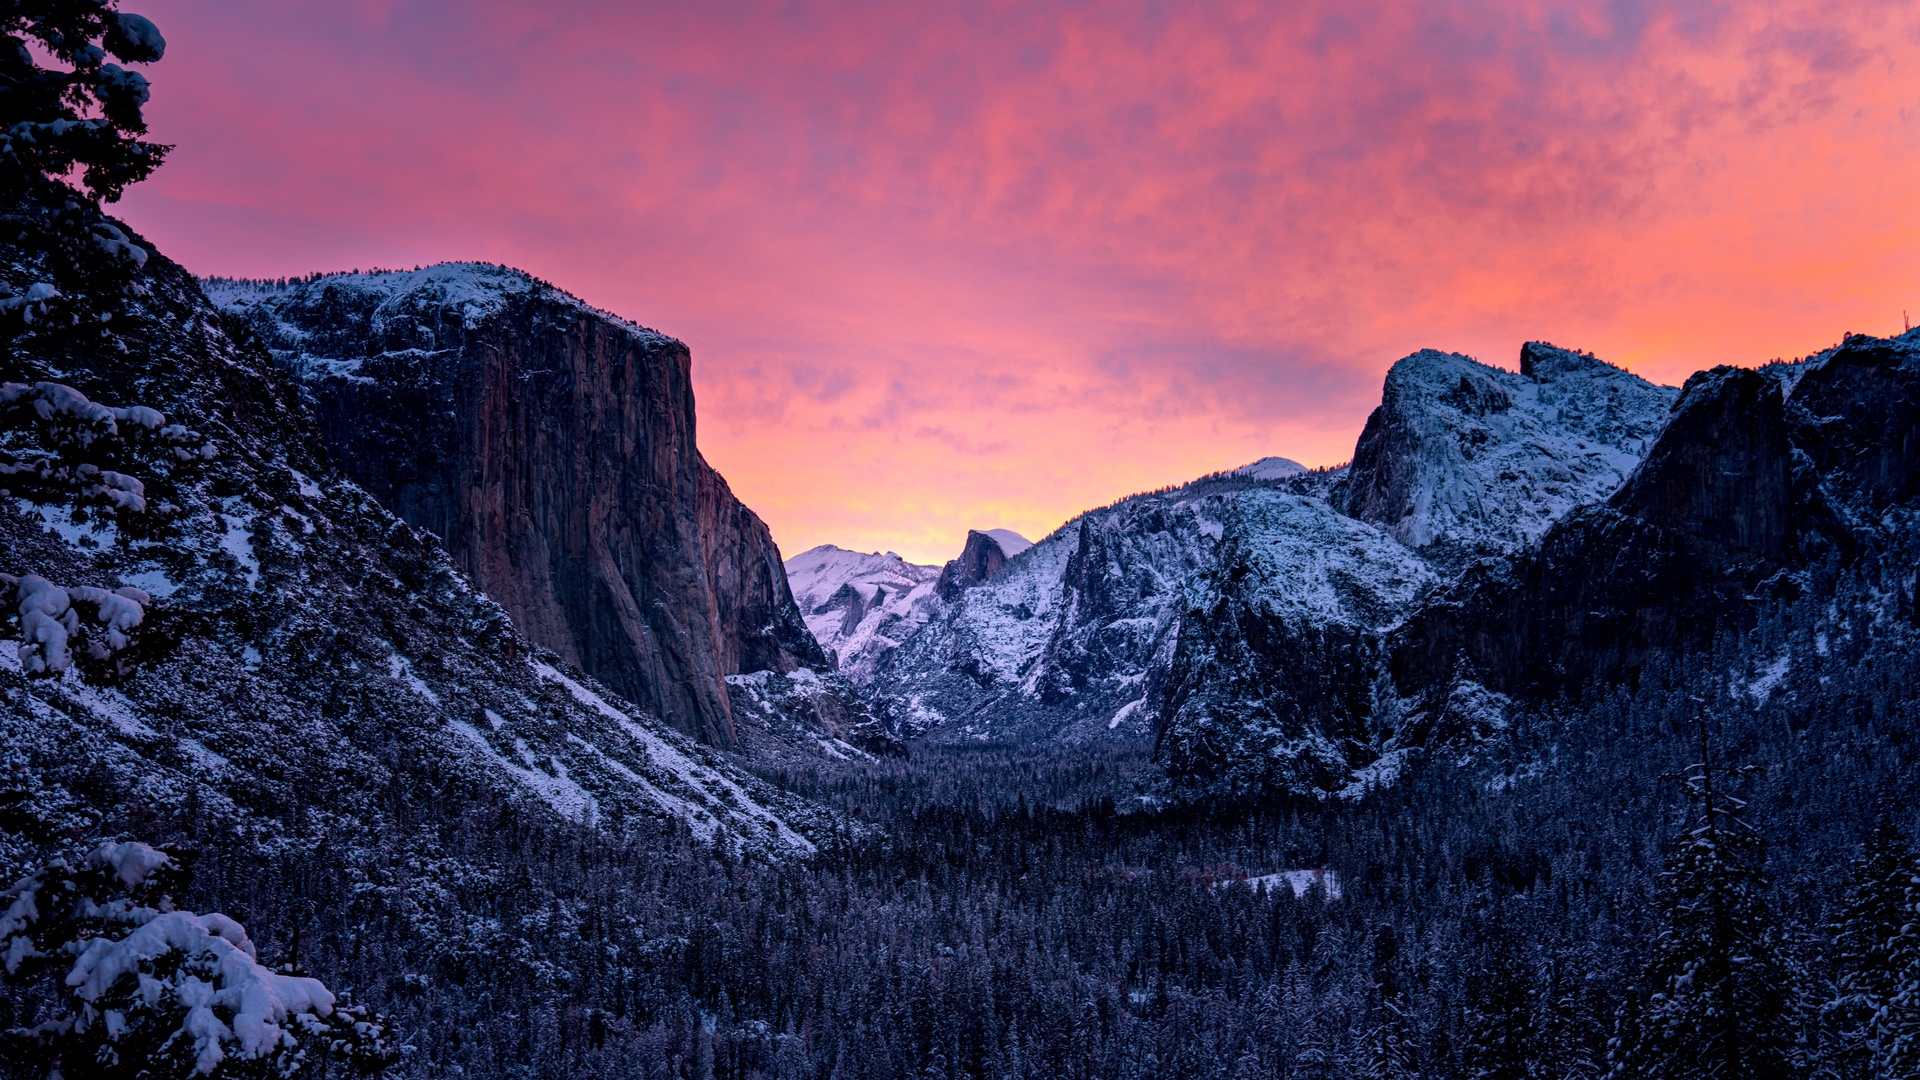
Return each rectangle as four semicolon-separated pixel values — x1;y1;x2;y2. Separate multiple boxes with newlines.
1339;345;1676;556
211;265;826;749
1611;366;1799;558
934;528;1030;598
1783;330;1920;512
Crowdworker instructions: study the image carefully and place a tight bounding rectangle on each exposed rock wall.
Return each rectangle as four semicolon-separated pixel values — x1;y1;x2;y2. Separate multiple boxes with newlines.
209;266;824;748
935;529;1015;598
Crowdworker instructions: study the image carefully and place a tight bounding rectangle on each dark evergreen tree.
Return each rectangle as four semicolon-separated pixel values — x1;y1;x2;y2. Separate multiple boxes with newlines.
1458;922;1537;1080
1825;819;1920;1079
1620;718;1798;1080
0;1;167;363
1364;924;1420;1079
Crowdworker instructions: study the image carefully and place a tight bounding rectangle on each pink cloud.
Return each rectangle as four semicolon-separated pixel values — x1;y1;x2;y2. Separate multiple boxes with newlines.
120;0;1920;562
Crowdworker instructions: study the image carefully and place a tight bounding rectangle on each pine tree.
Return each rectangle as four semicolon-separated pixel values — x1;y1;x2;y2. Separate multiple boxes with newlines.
1365;925;1420;1080
1458;923;1536;1080
0;2;169;363
0;842;398;1078
1826;819;1920;1079
1621;716;1797;1080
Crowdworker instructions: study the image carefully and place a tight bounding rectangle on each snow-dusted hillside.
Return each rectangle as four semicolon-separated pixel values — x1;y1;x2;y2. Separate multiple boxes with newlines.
865;473;1298;742
784;545;942;680
1339;343;1675;557
204;262;670;359
7;251;831;859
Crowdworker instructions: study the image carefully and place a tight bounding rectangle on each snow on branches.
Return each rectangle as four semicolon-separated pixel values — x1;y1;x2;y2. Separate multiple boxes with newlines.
0;2;170;203
1;573;149;675
0;379;214;517
0;842;397;1077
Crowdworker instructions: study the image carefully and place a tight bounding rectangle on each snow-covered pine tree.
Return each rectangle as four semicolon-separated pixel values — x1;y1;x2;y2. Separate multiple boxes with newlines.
0;841;397;1078
0;1;168;364
1458;922;1537;1080
1364;924;1421;1080
1619;717;1796;1080
1825;818;1920;1079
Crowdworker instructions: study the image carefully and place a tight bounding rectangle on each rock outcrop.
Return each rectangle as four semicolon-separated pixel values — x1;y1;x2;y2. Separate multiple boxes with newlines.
1154;491;1435;796
209;266;825;748
1336;344;1674;559
1386;335;1920;725
934;528;1028;598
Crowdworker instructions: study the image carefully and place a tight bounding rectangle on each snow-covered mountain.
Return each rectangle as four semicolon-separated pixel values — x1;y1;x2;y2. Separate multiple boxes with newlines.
862;473;1309;742
1337;343;1674;559
784;544;942;679
800;342;1682;793
6;242;833;856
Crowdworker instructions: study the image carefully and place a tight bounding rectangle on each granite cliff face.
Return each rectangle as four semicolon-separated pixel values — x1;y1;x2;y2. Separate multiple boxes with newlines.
209;266;825;748
934;528;1026;598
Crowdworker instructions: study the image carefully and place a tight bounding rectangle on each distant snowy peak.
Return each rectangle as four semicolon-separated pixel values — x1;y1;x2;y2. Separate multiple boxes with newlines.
785;545;939;611
981;528;1033;557
1340;343;1677;555
1233;456;1308;481
205;262;672;345
934;528;1031;598
783;545;941;679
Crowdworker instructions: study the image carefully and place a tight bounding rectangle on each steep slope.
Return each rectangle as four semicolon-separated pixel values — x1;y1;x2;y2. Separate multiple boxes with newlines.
1337;343;1675;559
207;266;825;749
3;226;831;862
1154;491;1437;796
784;544;941;678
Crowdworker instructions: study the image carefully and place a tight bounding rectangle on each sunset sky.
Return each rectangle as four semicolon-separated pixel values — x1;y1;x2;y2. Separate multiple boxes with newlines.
119;0;1920;565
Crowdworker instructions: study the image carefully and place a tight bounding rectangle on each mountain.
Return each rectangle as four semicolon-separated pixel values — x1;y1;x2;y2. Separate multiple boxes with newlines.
1152;343;1680;793
784;544;941;678
1335;343;1675;559
0;210;877;1071
811;343;1682;792
861;474;1304;741
1387;330;1920;729
207;266;827;750
4;228;839;848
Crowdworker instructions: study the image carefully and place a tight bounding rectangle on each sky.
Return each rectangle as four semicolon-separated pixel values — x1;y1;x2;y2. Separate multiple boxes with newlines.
117;0;1920;565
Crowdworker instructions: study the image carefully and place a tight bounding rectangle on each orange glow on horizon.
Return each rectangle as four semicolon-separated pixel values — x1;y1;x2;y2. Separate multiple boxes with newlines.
120;0;1920;565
